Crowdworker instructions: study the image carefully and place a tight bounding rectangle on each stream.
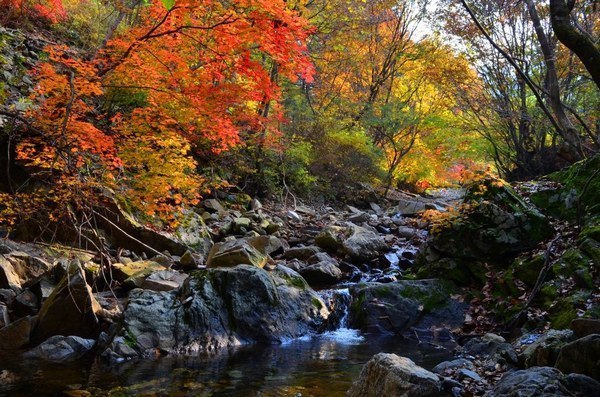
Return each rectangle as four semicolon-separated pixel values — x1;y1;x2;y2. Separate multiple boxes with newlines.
0;286;454;397
1;327;452;397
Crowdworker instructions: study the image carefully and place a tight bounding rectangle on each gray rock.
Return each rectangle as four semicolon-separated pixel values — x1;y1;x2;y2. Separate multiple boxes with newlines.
32;265;102;343
283;246;321;260
521;330;574;368
432;358;475;374
555;334;600;380
232;217;252;233
0;316;33;350
286;211;302;222
0;303;9;328
489;367;599;397
24;335;95;362
0;256;22;291
347;353;441;397
0;288;16;305
563;373;600;397
571;318;600;338
207;239;268;269
349;279;465;335
343;224;388;261
315;226;346;252
141;270;188;292
250;198;262;211
246;235;288;257
179;250;198;270
202;199;226;213
298;258;343;287
348;212;370;224
463;333;518;365
104;265;329;360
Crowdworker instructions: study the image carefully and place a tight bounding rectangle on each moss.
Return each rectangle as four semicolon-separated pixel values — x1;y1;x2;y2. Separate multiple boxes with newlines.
511;254;546;286
398;283;448;312
579;237;600;268
311;297;323;310
373;286;392;298
536;284;559;307
350;290;367;327
124;328;138;349
549;300;578;330
284;275;308;290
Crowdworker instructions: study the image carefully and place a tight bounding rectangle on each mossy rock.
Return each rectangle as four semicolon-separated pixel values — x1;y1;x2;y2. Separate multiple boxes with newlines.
510;254;546;286
349;279;465;334
530;154;600;220
579;237;600;269
426;177;552;262
548;292;590;329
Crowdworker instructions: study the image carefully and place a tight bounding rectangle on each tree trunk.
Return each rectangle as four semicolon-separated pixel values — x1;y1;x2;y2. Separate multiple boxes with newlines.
549;0;600;90
525;0;582;157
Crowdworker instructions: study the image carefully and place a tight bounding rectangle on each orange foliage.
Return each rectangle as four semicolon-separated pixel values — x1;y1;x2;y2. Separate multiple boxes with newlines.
102;0;314;155
1;0;66;24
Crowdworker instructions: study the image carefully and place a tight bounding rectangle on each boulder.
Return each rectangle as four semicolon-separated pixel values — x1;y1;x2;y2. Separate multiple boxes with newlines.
0;316;34;350
298;257;343;287
555;334;600;380
103;265;329;360
207;239;268;269
141;270;188;292
343;224;388;261
571;318;600;338
246;235;287;257
347;353;441;397
521;330;575;368
315;226;346;252
462;333;518;366
97;199;212;257
24;335;95;362
432;358;475;375
32;265;102;343
201;198;226;214
430;178;551;260
112;260;166;288
490;367;600;397
0;256;23;291
232;217;252;233
0;303;9;328
349;279;465;335
283;246;321;260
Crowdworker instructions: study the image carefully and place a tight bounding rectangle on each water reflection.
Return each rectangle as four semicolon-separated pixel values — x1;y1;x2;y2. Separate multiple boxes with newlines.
0;334;452;397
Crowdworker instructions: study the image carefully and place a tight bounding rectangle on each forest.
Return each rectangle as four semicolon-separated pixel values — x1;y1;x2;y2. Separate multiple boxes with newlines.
0;0;598;396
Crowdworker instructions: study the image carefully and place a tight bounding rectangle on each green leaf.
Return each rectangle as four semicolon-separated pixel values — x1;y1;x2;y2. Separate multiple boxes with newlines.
161;0;175;10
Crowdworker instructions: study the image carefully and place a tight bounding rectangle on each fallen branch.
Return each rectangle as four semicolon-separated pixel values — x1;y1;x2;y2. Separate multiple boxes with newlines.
505;236;560;332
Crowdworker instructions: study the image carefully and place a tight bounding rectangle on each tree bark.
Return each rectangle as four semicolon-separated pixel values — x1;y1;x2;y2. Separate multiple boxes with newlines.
525;0;582;156
549;0;600;90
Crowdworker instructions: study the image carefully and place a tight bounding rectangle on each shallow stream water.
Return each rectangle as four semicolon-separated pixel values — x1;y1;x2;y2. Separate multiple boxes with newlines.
0;330;453;397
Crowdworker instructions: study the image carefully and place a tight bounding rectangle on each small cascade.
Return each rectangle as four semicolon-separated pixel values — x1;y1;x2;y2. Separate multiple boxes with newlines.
317;288;364;344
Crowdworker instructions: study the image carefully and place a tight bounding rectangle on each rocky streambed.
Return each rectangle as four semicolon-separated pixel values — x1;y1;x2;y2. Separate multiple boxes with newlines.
1;160;600;396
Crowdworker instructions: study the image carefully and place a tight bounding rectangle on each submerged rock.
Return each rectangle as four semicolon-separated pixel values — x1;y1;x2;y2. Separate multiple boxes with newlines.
347;353;441;397
104;265;329;360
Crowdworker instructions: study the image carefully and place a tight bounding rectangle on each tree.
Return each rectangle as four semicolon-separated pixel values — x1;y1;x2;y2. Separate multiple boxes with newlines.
550;0;600;90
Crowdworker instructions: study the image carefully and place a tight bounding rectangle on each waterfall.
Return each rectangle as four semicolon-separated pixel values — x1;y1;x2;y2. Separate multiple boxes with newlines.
317;288;364;344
